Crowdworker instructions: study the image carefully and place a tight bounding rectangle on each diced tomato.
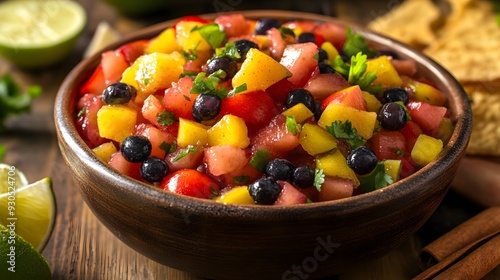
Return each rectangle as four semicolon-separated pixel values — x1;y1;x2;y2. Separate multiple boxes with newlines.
274;181;307;205
76;93;106;148
304;73;350;101
162;169;220;199
313;33;325;47
142;95;168;128
321;85;367;111
222;162;262;188
108;152;142;181
117;39;148;64
165;145;204;172
281;20;316;32
390;58;417;77
280;42;319;87
80;65;106;96
266;78;295;104
163;77;197;120
267;27;295;60
172;15;211;29
135;123;176;159
251;114;300;159
406;101;447;136
370;130;407;161
214;13;250;38
317;176;354;202
399;121;422;152
204;145;248;176
220;90;279;132
312;23;347;51
400;154;417;179
101;50;129;85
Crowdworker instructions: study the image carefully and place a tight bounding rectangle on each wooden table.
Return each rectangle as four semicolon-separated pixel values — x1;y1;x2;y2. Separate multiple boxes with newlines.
0;0;498;279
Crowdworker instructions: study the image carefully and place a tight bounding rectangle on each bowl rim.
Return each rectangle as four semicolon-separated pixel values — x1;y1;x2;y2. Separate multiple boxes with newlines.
55;10;472;219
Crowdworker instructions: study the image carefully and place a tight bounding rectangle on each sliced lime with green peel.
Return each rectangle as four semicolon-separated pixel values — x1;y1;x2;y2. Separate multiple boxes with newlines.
0;223;51;280
0;164;56;252
0;0;86;69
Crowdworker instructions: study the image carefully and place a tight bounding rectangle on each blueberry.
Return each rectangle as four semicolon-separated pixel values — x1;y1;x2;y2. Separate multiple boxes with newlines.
378;102;407;130
317;48;328;62
293;165;315;188
234;39;259;62
254;18;281;35
313;101;322;121
205;57;238;81
101;82;137;105
140;156;169;183
192;94;221;122
120;135;152;163
318;62;335;74
285;88;315;112
265;158;295;181
248;178;282;205
346;146;378;175
382;88;410;104
297;32;316;43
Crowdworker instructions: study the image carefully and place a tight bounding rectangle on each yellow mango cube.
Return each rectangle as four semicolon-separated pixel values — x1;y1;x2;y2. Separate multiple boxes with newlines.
92;142;117;163
383;160;402;182
402;76;447;106
282;103;314;123
97;105;137;143
177;118;209;148
320;41;339;64
299;123;337;156
232;48;292;92
316;150;360;187
318;104;377;140
411;134;443;166
208;115;250;149
175;21;211;52
366;56;402;88
362;91;382;113
436;117;453;144
145;28;180;54
121;52;185;103
214;186;255;205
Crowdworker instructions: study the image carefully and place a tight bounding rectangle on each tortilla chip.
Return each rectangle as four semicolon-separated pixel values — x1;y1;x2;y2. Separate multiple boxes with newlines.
367;0;440;48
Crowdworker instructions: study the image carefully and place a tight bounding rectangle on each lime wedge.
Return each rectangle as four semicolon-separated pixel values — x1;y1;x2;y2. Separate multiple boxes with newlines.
0;164;56;252
0;0;86;69
84;21;121;58
0;223;51;280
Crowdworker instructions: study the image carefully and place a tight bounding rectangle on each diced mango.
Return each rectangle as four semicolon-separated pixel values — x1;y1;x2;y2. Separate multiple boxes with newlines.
316;150;360;187
121;52;185;103
383;160;402;182
402;76;447;106
214;186;255;205
97;105;137;143
411;134;443;166
362;91;382;112
175;21;212;52
299;123;337;156
320;41;339;64
366;56;402;88
145;27;180;54
282;103;314;123
232;48;292;92
92;142;117;163
318;104;377;140
208;115;250;149
436;117;453;144
177;118;209;148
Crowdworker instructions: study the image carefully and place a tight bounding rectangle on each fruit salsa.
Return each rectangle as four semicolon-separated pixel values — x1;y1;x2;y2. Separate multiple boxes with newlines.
75;14;453;205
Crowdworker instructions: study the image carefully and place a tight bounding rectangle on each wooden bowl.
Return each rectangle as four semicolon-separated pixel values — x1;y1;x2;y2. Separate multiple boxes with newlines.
54;10;472;280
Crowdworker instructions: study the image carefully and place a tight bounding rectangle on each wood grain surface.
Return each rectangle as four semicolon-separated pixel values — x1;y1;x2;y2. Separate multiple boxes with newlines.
0;0;498;279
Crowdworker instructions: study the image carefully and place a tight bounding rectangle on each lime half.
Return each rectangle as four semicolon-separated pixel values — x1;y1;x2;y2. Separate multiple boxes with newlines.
0;223;52;280
0;164;56;252
0;0;86;69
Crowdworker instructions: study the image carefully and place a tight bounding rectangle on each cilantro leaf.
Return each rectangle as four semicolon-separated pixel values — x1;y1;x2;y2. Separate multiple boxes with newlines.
314;169;325;192
359;162;393;192
210;184;219;198
333;56;350;77
159;141;177;157
215;41;241;61
325;120;365;149
172;145;198;162
227;83;247;97
395;101;412;121
250;149;271;173
343;27;378;58
157;110;177;126
233;175;250;185
285;115;301;136
279;27;295;39
193;23;226;49
181;49;198;61
190;70;229;99
348;52;383;94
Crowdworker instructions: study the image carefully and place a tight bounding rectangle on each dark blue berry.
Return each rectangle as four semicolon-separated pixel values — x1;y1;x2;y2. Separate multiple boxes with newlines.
140;156;169;183
378;102;407;130
313;101;322;121
101;82;137;104
192;94;221;122
248;178;282;205
254;18;281;35
346;146;378;175
205;57;238;81
297;32;316;43
293;165;315;188
234;39;259;62
121;135;152;163
265;158;295;181
285;89;315;112
317;48;328;62
318;62;335;74
382;88;410;104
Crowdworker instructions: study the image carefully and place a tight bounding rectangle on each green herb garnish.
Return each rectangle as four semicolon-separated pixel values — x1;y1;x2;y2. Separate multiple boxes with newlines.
190;70;229;99
172;145;198;162
77;107;87;118
192;23;226;49
314;169;325;192
182;49;198;61
180;71;198;78
227;83;247;97
279;27;295;39
159;141;177;157
343;27;378;58
233;175;250;185
215;41;241;61
157;110;177;126
348;52;383;93
250;149;271;173
0;74;41;132
210;184;219;198
395;101;412;121
285;115;301;136
359;162;393;192
326;120;365;149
